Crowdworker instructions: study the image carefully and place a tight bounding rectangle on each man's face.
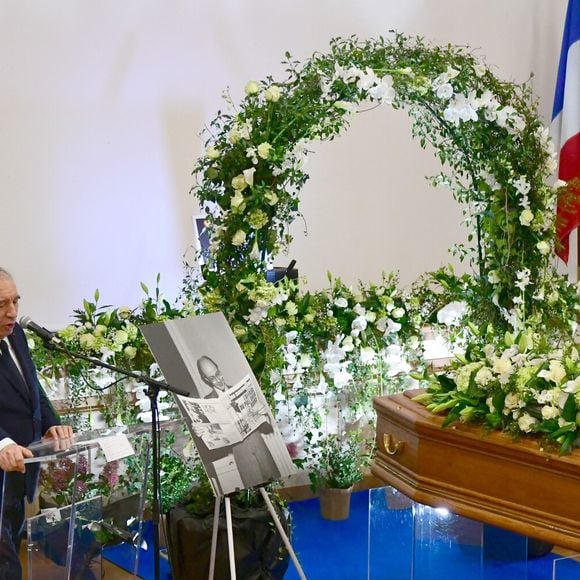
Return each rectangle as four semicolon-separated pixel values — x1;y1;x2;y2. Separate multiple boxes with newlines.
0;275;19;340
199;358;227;391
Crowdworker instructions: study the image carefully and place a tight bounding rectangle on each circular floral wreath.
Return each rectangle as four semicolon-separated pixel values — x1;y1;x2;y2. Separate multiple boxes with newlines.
187;34;579;454
193;34;572;333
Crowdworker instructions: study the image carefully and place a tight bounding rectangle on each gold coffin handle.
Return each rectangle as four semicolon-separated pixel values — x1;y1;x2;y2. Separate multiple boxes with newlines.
383;434;404;456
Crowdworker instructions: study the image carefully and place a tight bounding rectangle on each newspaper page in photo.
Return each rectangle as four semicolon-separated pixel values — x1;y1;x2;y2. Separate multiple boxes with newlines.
141;312;298;496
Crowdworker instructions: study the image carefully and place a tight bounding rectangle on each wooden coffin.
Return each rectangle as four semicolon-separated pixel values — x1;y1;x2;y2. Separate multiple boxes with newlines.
372;390;580;552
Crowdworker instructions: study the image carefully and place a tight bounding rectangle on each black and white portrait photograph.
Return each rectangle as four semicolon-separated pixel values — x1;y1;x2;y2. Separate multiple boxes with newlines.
140;312;297;496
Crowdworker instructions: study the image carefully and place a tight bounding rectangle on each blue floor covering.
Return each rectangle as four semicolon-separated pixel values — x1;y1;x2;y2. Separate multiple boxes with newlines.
103;490;578;579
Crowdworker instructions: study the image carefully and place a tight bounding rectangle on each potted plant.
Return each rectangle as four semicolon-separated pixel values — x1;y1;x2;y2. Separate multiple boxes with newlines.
166;463;291;580
309;431;373;521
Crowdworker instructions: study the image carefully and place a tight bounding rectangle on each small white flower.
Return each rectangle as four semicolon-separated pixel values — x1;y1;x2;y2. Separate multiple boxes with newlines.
232;229;246;246
436;83;454;100
243;167;256;187
206;146;220;160
257;142;272;160
231;174;248;191
474;64;486;77
391;307;405;319
360;346;376;365
536;240;551;255
351;315;368;333
475;367;493;386
541;405;560;420
244;80;260;95
264;85;281;102
334;297;348;308
437;301;468;326
517;413;538;433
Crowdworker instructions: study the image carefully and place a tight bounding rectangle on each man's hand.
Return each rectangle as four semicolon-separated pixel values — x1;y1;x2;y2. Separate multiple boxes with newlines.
43;425;75;451
0;443;33;473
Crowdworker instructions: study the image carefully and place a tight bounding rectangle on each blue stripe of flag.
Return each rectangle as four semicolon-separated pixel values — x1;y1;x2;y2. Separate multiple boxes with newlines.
552;0;580;120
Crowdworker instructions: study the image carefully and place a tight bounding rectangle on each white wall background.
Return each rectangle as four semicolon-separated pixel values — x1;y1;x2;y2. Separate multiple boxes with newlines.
0;0;568;328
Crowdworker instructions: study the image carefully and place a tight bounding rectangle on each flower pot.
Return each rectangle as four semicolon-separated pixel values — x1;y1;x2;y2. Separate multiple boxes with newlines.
166;501;290;579
319;487;353;521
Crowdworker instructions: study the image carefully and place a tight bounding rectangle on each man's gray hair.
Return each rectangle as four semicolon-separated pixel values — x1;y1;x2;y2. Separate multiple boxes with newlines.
0;268;12;280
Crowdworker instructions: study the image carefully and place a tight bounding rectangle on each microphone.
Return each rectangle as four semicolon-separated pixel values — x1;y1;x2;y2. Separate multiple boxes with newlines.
19;316;62;344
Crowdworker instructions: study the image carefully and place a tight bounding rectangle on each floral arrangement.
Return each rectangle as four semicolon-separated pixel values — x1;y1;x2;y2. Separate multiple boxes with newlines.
31;32;580;516
39;454;123;508
308;430;374;491
414;326;579;453
186;32;578;460
191;33;575;338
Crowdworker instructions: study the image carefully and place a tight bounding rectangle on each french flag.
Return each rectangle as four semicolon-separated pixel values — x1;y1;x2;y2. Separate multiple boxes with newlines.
552;0;580;263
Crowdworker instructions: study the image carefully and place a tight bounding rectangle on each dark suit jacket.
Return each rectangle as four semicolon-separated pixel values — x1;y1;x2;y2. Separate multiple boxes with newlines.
0;323;60;501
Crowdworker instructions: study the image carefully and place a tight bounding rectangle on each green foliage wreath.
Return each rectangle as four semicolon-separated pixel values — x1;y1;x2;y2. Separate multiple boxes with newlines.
188;33;579;453
192;33;573;334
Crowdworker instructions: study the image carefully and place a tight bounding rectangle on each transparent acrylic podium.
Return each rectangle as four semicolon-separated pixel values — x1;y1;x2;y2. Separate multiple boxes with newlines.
0;420;181;579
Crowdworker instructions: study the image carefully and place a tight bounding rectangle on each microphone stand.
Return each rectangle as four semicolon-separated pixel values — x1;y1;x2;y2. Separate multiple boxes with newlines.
41;338;189;580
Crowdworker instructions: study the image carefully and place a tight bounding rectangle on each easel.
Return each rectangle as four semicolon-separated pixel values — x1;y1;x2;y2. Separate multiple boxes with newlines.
208;487;307;580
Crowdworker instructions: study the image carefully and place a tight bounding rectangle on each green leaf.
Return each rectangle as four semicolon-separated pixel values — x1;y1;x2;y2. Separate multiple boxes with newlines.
561;393;577;423
436;374;457;393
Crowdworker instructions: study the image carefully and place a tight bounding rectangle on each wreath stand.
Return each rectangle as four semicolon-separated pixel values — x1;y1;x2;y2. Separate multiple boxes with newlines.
208;487;306;580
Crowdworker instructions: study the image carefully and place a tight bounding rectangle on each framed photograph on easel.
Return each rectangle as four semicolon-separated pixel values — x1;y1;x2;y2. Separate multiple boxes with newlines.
140;312;297;497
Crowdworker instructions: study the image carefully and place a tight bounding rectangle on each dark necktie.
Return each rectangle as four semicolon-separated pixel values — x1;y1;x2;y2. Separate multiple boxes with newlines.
0;339;29;395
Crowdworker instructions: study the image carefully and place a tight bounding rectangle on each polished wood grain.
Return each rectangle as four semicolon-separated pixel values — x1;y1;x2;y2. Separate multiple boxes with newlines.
373;390;580;552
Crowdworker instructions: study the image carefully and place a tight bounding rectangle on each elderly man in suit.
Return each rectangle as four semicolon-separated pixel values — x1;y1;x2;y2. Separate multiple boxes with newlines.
0;267;73;579
196;355;280;490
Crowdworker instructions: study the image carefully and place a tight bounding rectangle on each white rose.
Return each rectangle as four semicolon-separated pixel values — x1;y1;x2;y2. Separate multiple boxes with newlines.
475;367;493;386
334;297;348;308
365;311;377;323
493;357;513;376
206;146;220;160
230;190;245;210
264;85;281;102
285;301;298;316
519;209;534;226
541;405;560;420
488;270;500;284
536;241;551;255
124;346;137;360
94;325;107;336
232;230;246;246
391;307;405;319
517;413;538;433
351;315;368;332
118;306;132;320
257;142;272;160
264;190;278;206
244;80;260;95
341;336;354;352
231;174;248;191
